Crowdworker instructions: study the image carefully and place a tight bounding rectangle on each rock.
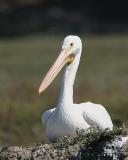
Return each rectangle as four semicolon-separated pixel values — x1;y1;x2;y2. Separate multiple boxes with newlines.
0;128;128;160
0;146;32;160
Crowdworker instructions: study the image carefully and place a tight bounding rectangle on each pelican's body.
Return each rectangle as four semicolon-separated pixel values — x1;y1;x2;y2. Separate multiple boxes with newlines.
39;35;113;142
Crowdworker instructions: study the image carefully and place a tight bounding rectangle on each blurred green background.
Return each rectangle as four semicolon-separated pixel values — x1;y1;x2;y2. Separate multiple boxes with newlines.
0;34;128;145
0;1;128;145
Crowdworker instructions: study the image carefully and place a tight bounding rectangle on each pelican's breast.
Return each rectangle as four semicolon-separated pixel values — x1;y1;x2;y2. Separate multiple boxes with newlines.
45;105;90;141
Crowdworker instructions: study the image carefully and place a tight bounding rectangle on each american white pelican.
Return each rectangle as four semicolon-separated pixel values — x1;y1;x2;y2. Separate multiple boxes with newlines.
39;35;113;142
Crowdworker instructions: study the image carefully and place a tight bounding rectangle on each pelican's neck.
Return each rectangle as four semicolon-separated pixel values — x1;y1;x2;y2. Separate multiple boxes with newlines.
57;49;82;108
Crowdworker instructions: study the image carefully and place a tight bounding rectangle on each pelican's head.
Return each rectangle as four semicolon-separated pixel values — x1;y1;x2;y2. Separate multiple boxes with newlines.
62;35;82;59
38;35;82;95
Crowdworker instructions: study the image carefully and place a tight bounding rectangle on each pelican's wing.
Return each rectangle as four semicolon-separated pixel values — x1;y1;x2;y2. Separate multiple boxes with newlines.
81;102;113;130
42;108;56;128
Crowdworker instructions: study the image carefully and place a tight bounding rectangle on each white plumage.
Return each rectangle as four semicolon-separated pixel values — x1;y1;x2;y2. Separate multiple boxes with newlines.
39;35;113;142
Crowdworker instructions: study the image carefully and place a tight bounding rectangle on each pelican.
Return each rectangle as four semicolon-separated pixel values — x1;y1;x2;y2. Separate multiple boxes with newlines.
39;35;113;142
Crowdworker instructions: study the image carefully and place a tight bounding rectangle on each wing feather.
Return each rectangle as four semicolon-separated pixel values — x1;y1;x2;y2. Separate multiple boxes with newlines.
42;108;56;128
81;102;113;130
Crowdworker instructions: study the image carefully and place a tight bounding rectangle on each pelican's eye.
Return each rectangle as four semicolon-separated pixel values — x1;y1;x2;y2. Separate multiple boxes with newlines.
70;43;74;46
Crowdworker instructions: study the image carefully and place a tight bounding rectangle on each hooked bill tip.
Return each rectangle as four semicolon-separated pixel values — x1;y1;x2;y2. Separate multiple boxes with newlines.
38;89;42;96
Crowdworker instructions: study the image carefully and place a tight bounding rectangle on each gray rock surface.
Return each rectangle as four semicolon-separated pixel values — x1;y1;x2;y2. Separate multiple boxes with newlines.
0;128;128;160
